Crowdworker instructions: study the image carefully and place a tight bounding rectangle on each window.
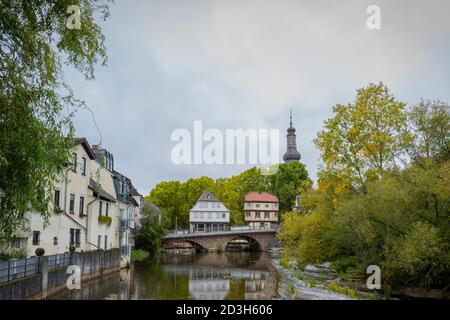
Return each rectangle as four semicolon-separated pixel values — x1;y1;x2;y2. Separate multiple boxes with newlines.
255;212;261;219
11;239;21;249
265;204;269;208
79;196;85;216
105;202;109;217
69;193;75;214
69;228;75;245
104;235;108;250
98;235;102;249
207;212;212;219
75;229;80;247
255;204;260;208
199;212;204;219
222;213;226;219
81;157;87;176
246;212;251;217
264;212;270;219
121;178;125;194
54;189;61;209
99;201;103;216
194;212;199;219
32;231;40;245
71;153;77;172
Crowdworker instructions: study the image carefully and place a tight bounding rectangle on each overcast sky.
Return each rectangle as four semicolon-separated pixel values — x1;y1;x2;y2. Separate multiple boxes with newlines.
66;0;450;195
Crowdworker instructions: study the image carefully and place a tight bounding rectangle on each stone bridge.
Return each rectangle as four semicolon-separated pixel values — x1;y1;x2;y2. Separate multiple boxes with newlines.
163;229;278;252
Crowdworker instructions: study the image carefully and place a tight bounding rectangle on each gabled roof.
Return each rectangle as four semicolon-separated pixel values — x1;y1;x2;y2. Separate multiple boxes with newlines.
245;191;278;203
73;137;96;160
130;185;142;197
88;178;116;202
197;189;220;202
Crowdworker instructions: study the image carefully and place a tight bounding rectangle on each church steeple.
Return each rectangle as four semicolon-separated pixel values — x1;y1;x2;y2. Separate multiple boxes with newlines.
283;109;301;163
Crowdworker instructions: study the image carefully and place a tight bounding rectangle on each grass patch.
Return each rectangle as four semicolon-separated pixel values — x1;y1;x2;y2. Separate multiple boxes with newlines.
131;249;150;262
286;284;297;297
329;282;360;298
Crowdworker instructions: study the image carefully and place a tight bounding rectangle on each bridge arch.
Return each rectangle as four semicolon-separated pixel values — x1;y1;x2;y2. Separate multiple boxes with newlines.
162;238;206;252
163;230;277;252
225;235;262;251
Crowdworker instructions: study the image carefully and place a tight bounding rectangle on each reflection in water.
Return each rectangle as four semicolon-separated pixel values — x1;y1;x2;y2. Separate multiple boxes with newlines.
49;252;279;300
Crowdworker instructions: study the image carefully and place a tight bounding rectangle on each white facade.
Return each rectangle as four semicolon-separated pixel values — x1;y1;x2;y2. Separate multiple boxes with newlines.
14;138;140;261
189;190;230;232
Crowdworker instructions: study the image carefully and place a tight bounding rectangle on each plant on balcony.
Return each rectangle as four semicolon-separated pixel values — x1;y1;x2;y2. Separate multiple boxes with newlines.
98;215;112;227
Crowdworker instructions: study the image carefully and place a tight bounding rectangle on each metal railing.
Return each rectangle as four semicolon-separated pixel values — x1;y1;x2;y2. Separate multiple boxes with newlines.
166;226;276;236
0;256;40;284
0;252;72;284
119;218;129;231
47;253;71;271
120;245;129;256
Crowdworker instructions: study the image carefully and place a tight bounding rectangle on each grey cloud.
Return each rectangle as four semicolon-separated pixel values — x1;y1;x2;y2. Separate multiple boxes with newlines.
66;0;450;195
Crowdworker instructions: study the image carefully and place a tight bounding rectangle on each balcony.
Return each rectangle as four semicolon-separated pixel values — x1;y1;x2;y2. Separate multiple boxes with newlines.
119;218;129;231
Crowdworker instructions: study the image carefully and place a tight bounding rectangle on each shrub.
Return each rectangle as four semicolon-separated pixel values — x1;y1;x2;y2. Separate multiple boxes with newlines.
131;249;150;262
98;215;112;227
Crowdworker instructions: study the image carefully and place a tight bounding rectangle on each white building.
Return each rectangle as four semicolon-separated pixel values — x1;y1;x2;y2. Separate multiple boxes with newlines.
189;190;229;233
12;138;141;264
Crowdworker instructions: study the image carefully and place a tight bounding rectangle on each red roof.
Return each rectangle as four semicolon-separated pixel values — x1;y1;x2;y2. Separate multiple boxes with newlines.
245;192;278;203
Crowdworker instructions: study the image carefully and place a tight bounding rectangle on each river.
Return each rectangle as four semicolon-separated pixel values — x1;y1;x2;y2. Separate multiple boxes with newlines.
49;251;353;300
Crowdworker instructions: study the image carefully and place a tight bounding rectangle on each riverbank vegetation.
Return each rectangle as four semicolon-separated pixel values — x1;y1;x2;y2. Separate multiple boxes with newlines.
135;202;167;254
131;249;150;262
146;162;309;229
279;83;450;294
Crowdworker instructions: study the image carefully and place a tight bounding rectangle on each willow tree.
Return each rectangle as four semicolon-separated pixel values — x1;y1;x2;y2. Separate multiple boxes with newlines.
0;1;111;243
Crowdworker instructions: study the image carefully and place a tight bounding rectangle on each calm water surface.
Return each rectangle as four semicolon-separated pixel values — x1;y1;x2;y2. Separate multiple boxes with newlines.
50;252;280;300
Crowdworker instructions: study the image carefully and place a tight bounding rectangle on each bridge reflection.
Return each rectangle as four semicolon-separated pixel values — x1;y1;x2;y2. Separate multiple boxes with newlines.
159;252;278;300
49;252;279;300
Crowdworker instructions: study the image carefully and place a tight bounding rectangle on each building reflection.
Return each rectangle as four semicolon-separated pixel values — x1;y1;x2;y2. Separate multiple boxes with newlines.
162;264;276;300
49;252;278;300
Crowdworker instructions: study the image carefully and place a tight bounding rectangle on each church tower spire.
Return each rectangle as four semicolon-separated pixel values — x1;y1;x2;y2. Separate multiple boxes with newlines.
283;109;301;163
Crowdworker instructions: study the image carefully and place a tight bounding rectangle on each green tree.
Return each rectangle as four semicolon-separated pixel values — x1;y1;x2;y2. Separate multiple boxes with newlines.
135;202;167;253
405;99;450;164
315;82;407;190
279;88;450;290
0;1;111;241
146;181;183;229
268;161;309;213
216;167;269;225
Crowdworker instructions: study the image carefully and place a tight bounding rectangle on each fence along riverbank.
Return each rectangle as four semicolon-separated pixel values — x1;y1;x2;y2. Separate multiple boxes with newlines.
0;248;121;300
